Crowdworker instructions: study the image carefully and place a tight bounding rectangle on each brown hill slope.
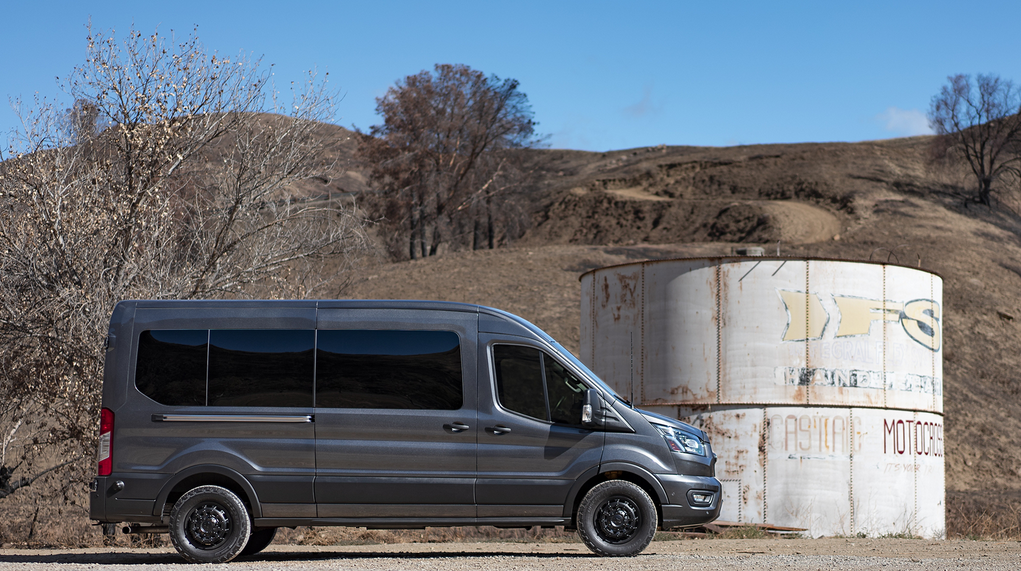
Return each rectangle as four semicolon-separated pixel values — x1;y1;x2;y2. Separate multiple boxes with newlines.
4;125;1017;543
346;136;1021;528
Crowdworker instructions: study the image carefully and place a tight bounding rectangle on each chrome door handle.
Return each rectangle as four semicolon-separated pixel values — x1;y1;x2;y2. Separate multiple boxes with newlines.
444;422;470;433
487;425;512;435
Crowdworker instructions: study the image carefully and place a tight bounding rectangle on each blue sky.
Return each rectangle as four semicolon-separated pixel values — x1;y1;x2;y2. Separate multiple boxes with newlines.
2;1;1020;151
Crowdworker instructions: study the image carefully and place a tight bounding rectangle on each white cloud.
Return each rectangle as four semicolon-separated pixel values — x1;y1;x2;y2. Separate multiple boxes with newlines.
877;107;933;137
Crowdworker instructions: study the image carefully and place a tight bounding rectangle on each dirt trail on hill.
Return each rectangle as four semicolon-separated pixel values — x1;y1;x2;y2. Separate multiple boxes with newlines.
756;200;841;243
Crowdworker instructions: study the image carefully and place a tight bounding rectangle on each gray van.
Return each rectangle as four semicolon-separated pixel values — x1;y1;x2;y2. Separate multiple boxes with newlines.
90;300;720;562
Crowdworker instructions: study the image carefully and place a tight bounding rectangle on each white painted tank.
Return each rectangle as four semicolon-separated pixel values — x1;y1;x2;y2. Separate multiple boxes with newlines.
580;257;944;537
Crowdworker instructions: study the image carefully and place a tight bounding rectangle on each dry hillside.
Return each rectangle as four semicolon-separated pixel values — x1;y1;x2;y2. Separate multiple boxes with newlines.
344;135;1021;531
3;127;1020;544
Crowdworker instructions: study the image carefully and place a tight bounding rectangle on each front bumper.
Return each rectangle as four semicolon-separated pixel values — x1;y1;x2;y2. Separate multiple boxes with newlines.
655;473;722;529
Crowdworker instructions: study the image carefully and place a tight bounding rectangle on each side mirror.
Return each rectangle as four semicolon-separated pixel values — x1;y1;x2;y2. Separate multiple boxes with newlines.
582;389;602;428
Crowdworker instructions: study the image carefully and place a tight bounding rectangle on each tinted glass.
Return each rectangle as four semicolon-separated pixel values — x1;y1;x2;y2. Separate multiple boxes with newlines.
135;330;208;406
208;330;314;407
546;356;588;425
493;345;548;421
316;330;462;409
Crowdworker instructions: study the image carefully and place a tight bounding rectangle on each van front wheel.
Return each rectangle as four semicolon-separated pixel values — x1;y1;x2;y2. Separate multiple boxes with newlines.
169;485;251;563
577;480;657;556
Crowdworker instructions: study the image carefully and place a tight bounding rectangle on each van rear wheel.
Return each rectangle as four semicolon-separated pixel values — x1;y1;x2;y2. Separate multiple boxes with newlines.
169;485;251;563
577;480;657;556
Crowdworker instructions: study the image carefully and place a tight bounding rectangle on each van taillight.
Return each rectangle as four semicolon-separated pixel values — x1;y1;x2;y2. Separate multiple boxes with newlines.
98;408;114;476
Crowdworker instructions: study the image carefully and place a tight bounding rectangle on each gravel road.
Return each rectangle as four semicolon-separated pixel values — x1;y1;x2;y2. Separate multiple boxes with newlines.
1;539;1019;571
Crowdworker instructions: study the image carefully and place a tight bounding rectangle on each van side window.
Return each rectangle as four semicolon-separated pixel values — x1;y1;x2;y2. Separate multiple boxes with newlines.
493;345;588;426
316;330;463;409
493;345;549;421
135;330;208;406
208;330;315;407
545;356;588;425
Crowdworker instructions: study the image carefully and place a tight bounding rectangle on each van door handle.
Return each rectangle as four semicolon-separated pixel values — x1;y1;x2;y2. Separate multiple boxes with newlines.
486;425;512;435
444;422;470;433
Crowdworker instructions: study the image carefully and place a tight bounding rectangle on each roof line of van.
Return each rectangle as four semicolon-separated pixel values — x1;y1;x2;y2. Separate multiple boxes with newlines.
119;298;518;316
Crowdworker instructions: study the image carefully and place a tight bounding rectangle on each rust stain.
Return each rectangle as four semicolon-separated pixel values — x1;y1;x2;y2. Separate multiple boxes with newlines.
695;413;741;440
668;383;700;400
758;416;769;455
615;271;640;308
606;270;640;323
792;386;807;403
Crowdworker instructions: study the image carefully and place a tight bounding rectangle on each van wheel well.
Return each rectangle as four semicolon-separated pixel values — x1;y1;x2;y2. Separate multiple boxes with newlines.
571;471;663;531
162;474;252;519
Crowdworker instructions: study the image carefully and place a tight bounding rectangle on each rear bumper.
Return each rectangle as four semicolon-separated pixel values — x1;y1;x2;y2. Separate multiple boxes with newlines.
655;473;722;529
90;475;162;524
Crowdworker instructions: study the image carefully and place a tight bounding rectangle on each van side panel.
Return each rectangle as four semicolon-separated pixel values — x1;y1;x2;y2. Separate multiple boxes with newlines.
313;308;479;518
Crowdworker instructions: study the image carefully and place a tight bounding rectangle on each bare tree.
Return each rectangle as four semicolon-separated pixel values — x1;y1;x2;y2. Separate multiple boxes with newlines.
0;25;367;500
357;64;542;260
928;73;1021;207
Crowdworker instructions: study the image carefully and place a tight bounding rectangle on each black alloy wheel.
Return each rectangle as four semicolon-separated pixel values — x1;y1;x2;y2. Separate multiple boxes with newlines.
577;479;658;556
169;485;251;563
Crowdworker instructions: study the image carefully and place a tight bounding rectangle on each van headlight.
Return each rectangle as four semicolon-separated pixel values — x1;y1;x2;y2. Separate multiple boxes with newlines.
655;424;706;456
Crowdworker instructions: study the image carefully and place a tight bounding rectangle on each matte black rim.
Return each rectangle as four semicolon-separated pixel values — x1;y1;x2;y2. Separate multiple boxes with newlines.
185;502;232;549
595;496;641;543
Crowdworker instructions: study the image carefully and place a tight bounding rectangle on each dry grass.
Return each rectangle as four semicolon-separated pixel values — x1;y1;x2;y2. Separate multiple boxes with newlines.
0;503;97;548
946;491;1021;540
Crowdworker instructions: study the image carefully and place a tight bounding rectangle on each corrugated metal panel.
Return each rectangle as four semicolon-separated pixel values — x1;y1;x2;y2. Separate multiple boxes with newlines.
644;259;718;404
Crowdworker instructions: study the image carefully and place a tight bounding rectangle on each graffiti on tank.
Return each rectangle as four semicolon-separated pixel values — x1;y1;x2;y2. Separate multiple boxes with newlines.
766;414;944;461
767;413;862;456
883;418;943;457
883;463;939;475
776;366;942;396
778;290;941;352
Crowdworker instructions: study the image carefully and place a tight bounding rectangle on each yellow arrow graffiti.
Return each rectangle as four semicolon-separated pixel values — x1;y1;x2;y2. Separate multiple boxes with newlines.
778;290;827;341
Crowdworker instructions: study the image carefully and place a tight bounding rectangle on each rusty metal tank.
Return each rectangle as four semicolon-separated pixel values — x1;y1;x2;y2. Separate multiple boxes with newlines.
580;257;944;537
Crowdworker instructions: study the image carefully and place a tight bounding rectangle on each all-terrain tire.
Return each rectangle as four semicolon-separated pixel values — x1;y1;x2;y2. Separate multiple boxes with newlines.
239;527;277;557
577;479;658;556
169;485;251;563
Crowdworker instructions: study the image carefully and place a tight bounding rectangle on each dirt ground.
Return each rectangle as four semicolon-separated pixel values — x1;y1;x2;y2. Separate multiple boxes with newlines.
1;539;1019;570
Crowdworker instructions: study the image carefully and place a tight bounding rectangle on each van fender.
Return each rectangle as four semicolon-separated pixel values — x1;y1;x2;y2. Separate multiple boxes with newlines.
561;465;601;518
152;465;262;519
562;462;669;519
595;461;669;505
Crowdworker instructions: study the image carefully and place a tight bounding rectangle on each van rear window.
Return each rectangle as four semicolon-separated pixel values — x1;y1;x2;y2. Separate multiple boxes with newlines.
208;330;315;407
134;329;462;410
135;330;208;406
316;330;463;409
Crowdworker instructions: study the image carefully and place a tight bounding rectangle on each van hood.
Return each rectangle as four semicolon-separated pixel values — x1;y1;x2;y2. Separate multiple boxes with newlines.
637;408;707;440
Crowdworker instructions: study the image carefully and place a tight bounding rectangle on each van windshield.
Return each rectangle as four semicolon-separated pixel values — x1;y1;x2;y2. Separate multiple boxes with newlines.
547;338;628;405
492;309;626;405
